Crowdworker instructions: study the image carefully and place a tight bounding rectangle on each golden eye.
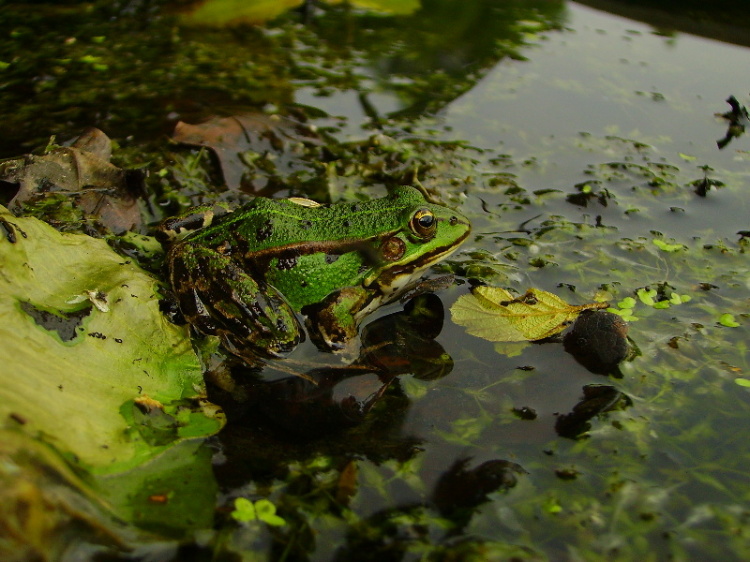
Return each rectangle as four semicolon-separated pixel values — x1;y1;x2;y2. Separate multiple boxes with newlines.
410;208;436;240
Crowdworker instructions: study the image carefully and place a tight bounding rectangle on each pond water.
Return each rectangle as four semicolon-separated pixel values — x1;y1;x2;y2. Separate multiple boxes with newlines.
2;0;750;560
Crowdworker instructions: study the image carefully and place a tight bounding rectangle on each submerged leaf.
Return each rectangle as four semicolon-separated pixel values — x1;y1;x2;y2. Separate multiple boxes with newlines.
173;113;320;191
451;286;607;342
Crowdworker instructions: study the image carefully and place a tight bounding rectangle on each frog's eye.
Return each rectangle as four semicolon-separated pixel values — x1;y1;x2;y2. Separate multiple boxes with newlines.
410;208;437;240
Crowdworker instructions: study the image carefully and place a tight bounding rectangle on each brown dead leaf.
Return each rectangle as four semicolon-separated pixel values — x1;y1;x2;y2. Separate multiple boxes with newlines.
172;112;321;191
0;128;142;233
336;460;359;506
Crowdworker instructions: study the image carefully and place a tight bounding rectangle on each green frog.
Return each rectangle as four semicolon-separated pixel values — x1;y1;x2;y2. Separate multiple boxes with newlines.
164;186;471;362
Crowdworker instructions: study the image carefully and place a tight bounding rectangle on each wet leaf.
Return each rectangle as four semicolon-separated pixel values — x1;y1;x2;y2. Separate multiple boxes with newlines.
179;0;304;26
172;113;321;191
0;128;142;233
0;430;150;561
231;497;286;526
0;207;223;475
652;238;685;252
719;313;740;327
451;286;607;342
637;288;657;306
231;497;257;522
98;439;219;535
254;499;286;526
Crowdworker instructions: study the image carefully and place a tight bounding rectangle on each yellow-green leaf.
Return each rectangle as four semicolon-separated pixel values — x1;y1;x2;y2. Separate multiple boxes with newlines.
254;499;287;526
451;286;607;342
231;497;257;522
719;313;741;328
0;207;223;475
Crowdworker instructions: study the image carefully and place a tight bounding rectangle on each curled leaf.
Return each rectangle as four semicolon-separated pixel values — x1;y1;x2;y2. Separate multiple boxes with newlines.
451;287;607;342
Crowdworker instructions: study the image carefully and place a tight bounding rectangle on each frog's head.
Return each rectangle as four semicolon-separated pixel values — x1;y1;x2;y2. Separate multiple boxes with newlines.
363;186;471;302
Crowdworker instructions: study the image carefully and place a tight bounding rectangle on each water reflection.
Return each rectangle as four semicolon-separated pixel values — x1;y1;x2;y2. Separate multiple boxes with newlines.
293;0;567;123
207;293;451;439
332;456;527;561
555;384;632;439
575;0;750;47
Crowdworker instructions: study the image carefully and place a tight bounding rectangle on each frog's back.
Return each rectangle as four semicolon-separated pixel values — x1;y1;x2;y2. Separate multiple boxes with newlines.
219;192;419;253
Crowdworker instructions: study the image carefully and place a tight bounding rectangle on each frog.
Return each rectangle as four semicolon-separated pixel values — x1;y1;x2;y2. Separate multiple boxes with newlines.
164;185;471;363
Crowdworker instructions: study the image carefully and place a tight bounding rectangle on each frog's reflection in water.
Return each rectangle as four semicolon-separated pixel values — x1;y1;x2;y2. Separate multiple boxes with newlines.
208;294;453;488
208;295;529;551
208;293;451;440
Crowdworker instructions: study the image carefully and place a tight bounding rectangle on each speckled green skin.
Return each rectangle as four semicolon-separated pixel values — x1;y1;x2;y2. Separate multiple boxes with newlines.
167;186;471;360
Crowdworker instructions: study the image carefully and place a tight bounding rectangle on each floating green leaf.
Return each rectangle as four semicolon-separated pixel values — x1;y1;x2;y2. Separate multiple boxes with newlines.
231;497;258;522
719;313;741;328
254;499;287;526
652;238;685;252
231;497;286;526
179;0;419;26
451;286;607;342
734;378;750;388
637;288;657;306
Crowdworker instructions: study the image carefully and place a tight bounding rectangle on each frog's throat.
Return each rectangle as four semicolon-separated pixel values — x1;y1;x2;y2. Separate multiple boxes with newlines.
371;241;463;296
352;241;464;325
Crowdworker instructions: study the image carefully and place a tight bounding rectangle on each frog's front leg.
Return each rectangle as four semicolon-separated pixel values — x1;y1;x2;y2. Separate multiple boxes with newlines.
302;286;372;352
168;243;303;360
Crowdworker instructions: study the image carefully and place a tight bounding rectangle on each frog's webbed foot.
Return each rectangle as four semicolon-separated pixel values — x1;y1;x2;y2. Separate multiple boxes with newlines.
302;286;370;353
169;245;303;359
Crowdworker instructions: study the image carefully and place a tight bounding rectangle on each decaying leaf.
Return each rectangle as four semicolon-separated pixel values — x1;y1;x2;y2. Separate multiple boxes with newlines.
0;206;223;474
173;113;321;191
0;128;143;233
0;431;141;561
451;286;608;343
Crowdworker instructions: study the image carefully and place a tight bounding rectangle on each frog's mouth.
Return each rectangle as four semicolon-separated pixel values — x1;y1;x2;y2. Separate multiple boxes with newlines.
377;244;461;297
